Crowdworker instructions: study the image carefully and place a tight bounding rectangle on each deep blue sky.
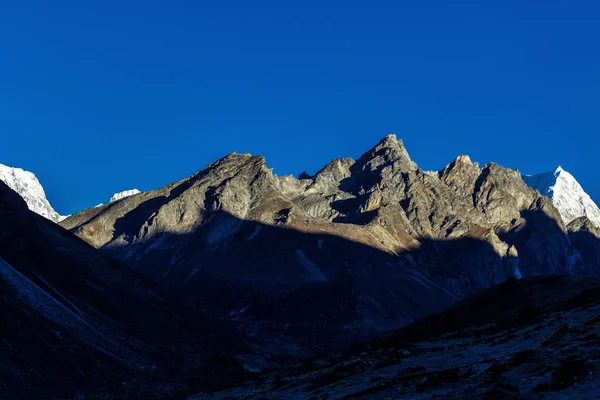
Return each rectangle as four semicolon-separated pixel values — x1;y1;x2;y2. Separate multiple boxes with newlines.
1;1;598;214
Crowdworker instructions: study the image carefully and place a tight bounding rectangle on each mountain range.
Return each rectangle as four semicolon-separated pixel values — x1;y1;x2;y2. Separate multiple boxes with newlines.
2;134;600;398
58;135;600;349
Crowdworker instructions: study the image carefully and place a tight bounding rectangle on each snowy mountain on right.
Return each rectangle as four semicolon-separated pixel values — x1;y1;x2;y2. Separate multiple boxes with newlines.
523;166;600;228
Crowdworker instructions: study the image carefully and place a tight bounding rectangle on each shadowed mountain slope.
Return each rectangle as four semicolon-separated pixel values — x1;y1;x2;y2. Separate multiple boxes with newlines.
202;275;600;399
0;181;249;399
60;135;600;358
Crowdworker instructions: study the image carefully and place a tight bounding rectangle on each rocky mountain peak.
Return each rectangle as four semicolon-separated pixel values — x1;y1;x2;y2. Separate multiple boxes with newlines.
455;154;474;164
208;151;256;164
357;133;418;174
319;134;419;197
56;133;600;366
440;154;480;189
310;157;356;194
214;153;271;179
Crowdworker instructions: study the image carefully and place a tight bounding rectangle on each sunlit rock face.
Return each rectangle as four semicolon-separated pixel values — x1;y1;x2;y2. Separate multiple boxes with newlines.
61;134;599;355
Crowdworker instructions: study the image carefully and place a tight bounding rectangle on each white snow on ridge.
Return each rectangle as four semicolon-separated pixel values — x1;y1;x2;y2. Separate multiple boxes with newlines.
523;166;600;228
57;215;70;222
0;163;65;222
109;189;141;203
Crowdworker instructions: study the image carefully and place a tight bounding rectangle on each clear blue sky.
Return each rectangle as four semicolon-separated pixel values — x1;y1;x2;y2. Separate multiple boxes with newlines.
1;1;598;215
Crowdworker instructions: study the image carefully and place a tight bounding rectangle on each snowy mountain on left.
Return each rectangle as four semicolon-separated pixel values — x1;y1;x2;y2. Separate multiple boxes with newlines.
0;163;66;222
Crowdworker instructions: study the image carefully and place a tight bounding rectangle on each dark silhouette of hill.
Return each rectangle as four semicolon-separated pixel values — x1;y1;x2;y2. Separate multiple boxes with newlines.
0;181;250;399
201;274;600;398
100;202;593;367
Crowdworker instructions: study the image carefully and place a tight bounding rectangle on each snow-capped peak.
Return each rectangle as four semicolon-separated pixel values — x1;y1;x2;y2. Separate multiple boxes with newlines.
109;189;141;204
0;163;65;222
523;167;600;228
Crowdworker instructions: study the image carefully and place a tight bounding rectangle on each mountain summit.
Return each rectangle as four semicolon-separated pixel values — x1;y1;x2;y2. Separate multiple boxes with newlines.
59;134;600;357
0;163;65;222
523;166;600;228
4;134;600;397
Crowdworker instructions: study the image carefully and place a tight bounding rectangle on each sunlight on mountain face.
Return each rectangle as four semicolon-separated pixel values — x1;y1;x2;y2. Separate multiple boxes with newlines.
1;1;599;397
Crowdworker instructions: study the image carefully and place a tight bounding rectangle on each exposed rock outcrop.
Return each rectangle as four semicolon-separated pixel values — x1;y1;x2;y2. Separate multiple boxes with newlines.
60;134;600;354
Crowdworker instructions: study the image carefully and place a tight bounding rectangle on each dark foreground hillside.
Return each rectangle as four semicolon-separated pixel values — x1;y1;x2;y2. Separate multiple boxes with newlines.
0;181;249;399
200;276;600;399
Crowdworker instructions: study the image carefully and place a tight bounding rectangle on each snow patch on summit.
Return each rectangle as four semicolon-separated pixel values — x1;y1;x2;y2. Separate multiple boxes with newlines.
0;163;64;222
523;166;600;228
109;189;141;203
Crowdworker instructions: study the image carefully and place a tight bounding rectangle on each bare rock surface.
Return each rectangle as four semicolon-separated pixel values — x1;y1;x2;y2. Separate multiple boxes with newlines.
60;135;599;357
